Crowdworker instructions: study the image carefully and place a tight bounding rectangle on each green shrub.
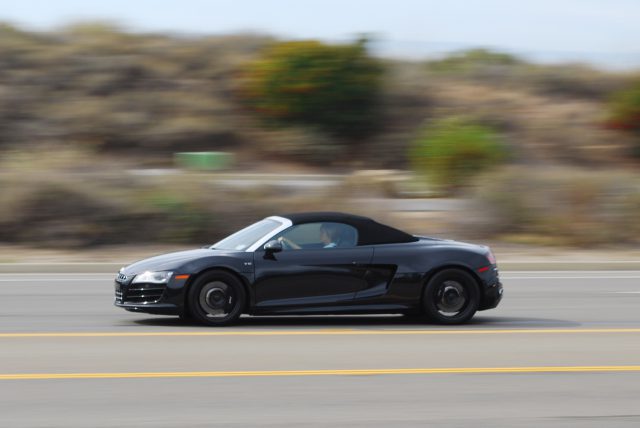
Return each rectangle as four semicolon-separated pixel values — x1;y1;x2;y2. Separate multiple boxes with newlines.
239;38;383;139
410;118;507;193
607;80;640;157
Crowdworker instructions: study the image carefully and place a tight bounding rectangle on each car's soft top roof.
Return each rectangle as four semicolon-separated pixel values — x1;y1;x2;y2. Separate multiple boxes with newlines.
278;212;418;246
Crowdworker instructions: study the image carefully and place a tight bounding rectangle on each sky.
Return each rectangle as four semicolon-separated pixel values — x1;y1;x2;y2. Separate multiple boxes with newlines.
2;0;639;69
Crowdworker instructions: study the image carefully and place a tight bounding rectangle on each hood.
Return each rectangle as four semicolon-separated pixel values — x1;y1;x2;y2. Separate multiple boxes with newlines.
122;248;216;275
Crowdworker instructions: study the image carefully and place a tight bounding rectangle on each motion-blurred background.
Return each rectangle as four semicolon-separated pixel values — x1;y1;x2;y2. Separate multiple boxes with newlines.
1;0;639;254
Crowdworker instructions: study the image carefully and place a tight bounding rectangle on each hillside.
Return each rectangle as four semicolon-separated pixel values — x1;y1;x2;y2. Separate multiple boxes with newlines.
0;23;636;169
1;24;639;248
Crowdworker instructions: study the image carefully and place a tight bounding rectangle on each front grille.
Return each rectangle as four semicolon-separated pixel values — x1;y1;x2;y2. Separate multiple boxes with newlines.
124;283;166;303
114;281;166;304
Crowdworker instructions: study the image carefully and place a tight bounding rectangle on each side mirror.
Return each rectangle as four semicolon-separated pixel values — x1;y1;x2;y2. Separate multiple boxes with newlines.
263;239;283;253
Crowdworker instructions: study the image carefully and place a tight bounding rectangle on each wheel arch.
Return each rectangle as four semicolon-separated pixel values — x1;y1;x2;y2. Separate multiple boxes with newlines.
420;263;484;310
182;266;253;316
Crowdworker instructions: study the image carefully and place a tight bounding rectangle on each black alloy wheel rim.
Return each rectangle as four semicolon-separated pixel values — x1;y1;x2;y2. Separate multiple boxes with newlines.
198;281;236;319
435;280;468;316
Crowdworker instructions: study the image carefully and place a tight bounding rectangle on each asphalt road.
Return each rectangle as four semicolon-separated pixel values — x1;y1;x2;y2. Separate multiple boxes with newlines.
1;271;640;427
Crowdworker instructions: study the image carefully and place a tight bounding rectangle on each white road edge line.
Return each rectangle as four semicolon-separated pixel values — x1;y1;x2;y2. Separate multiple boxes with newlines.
0;279;114;282
501;276;640;279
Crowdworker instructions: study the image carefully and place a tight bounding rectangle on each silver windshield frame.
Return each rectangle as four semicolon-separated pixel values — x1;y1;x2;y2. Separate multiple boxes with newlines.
244;216;293;252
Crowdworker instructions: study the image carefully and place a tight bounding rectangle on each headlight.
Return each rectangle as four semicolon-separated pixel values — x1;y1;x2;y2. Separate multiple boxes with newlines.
132;271;173;284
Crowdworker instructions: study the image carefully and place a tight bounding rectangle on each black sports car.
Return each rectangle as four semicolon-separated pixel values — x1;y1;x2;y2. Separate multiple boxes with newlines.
114;212;502;325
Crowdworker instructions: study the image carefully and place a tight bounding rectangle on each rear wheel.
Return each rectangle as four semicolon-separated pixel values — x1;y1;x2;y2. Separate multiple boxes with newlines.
423;268;479;324
187;271;246;326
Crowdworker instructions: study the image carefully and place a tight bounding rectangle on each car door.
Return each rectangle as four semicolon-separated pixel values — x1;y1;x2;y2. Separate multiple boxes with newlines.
252;222;373;310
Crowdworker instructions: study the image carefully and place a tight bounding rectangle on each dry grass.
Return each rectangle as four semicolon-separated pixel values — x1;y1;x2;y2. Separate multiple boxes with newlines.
459;166;640;246
0;150;383;247
429;81;632;166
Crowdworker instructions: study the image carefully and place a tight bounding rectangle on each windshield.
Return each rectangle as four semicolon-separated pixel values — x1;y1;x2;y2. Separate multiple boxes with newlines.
211;219;282;251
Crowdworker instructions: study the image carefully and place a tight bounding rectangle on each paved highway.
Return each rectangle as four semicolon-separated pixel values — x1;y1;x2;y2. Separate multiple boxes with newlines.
1;271;640;427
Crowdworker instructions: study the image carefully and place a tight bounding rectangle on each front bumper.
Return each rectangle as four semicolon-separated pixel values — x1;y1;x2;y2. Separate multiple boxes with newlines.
115;301;180;315
114;274;189;315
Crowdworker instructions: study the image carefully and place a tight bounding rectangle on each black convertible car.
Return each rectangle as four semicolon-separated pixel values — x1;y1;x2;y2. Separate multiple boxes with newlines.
114;212;502;325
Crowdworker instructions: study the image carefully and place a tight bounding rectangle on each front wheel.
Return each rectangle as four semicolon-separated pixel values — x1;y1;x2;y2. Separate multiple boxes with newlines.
187;271;246;326
423;269;480;325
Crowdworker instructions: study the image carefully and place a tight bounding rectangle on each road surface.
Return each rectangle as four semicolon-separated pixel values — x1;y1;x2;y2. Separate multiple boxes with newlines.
1;271;639;427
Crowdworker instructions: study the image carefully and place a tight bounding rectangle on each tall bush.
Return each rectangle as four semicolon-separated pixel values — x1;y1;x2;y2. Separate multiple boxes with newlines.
240;39;383;140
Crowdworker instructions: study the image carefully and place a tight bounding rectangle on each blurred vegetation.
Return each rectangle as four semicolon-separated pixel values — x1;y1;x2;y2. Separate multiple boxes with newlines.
0;22;269;154
426;49;523;76
411;118;507;194
425;48;628;100
461;167;640;246
239;39;383;141
606;80;640;156
0;23;635;168
0;149;375;247
1;23;640;248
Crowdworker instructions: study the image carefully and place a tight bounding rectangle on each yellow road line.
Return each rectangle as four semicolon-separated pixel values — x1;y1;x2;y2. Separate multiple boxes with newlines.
1;328;640;338
3;366;640;380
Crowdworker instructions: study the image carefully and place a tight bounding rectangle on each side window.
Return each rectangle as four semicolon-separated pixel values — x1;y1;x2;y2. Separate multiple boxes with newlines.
274;222;358;250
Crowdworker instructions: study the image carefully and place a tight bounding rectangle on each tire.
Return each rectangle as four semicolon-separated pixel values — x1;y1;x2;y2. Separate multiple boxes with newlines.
187;270;246;326
423;268;480;325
